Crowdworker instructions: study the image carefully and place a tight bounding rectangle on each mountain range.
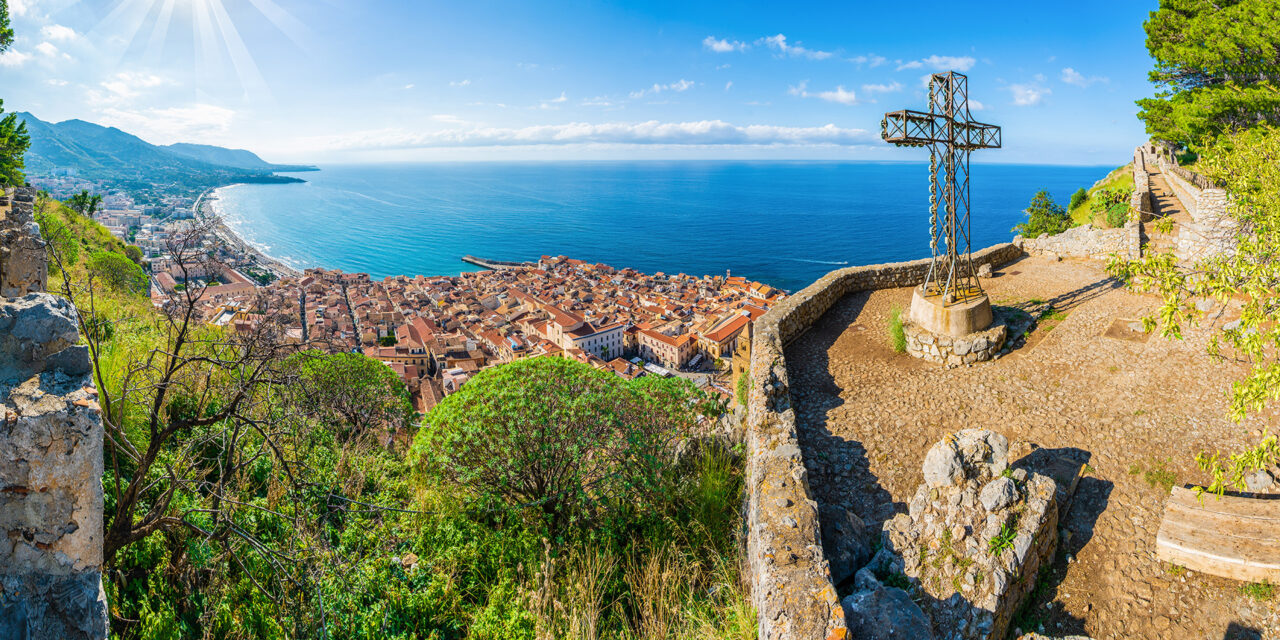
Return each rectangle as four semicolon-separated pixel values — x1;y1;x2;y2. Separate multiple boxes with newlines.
17;112;315;196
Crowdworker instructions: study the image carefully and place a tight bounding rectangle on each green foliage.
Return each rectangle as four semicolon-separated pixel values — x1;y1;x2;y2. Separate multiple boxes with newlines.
378;334;397;346
988;522;1016;554
736;370;749;407
888;305;907;353
1137;0;1280;146
68;190;103;218
286;350;416;443
415;357;712;529
0;99;30;187
1012;189;1073;238
124;245;144;265
0;1;13;53
87;250;149;295
1196;432;1280;497
1090;186;1133;228
1068;187;1089;211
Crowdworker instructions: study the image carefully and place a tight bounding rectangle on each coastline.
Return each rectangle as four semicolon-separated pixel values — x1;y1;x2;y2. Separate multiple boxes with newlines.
198;186;303;279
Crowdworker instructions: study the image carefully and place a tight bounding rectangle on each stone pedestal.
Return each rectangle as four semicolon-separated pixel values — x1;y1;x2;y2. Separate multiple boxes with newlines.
903;285;1006;367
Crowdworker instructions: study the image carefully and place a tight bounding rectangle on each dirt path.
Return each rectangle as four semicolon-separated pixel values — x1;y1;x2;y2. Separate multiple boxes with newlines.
786;255;1277;639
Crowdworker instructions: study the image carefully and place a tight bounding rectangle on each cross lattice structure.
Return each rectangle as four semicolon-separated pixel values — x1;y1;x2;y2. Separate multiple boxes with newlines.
881;71;1001;304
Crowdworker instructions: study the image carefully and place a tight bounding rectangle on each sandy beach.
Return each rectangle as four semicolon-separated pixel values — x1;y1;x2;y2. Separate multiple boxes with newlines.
198;187;303;279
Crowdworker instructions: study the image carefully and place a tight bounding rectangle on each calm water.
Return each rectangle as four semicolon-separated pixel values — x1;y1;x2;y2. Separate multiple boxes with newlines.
215;162;1110;292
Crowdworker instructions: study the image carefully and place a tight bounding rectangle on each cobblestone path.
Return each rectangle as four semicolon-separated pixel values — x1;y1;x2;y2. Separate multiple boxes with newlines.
786;255;1278;640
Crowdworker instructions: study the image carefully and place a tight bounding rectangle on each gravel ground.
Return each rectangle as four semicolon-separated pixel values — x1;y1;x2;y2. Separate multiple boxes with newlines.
786;254;1278;640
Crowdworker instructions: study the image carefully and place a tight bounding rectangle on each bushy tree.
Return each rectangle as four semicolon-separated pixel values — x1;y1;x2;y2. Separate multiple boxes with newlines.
87;249;149;295
415;357;712;529
1108;125;1280;493
1012;189;1073;238
286;350;415;444
1137;0;1280;147
1;1;12;53
68;190;103;218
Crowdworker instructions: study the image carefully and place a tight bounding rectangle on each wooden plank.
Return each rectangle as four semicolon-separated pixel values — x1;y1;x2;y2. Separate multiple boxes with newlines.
1157;487;1280;583
1168;486;1280;519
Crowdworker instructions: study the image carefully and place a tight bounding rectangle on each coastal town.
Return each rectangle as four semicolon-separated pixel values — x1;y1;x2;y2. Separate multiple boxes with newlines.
102;189;785;413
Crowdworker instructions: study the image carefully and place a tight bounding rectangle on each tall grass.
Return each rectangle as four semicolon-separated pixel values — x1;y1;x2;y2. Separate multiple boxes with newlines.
889;305;907;353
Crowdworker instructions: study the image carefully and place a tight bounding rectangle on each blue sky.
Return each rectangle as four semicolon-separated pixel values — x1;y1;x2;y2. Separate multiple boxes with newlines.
1;0;1157;164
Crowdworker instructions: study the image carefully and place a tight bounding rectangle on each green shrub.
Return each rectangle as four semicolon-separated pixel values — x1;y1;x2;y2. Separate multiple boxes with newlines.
1012;190;1073;238
87;250;148;295
736;371;749;407
888;305;907;353
1068;187;1088;211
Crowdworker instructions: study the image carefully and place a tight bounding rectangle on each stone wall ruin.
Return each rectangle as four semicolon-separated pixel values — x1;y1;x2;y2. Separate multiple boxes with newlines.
0;186;108;639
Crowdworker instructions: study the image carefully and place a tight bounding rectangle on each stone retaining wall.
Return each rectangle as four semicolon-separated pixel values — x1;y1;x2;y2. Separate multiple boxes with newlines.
1131;146;1154;222
0;186;108;639
1153;150;1238;263
1014;222;1140;261
745;243;1024;640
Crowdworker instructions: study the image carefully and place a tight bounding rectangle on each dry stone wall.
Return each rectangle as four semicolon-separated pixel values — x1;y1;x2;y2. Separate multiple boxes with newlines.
0;188;49;298
745;243;1024;640
0;187;108;639
1014;222;1140;261
1154;152;1238;263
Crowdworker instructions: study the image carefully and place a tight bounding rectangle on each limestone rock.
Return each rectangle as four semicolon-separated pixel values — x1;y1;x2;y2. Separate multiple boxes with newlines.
980;477;1019;512
977;263;993;278
820;503;870;585
1244;468;1277;494
841;585;934;640
923;429;1008;487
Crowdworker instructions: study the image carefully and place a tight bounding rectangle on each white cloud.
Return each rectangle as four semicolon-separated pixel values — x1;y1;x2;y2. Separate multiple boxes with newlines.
306;120;874;150
0;49;32;67
403;83;415;90
897;55;976;72
789;81;859;105
861;81;902;95
98;72;169;100
758;34;832;60
96;104;237;144
35;42;59;57
849;54;887;68
703;36;747;53
724;81;733;91
46;78;68;87
449;79;471;87
41;24;78;42
431;114;468;125
1009;83;1050;106
9;0;31;17
968;99;986;111
538;92;568;109
715;63;731;70
548;92;568;103
629;79;695;99
1061;67;1108;88
816;86;858;105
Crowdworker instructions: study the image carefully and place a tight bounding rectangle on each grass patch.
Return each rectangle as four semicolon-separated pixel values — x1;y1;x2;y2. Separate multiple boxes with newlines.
1240;581;1275;601
1166;562;1187;577
1130;459;1179;492
988;522;1017;555
888;305;907;354
1069;164;1135;227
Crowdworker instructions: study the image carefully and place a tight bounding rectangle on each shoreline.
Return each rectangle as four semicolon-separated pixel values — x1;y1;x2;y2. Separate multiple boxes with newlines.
198;186;303;279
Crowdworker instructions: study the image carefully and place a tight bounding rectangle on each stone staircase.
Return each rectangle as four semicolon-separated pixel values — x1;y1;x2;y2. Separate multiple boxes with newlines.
1140;168;1191;257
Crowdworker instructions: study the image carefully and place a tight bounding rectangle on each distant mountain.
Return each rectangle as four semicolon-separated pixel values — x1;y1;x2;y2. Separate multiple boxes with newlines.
17;112;311;196
163;143;316;173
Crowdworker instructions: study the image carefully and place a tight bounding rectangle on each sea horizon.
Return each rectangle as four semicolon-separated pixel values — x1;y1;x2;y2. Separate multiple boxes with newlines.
213;160;1115;291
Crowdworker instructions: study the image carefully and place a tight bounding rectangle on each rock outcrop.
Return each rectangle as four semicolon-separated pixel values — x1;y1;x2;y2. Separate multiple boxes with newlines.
875;430;1059;640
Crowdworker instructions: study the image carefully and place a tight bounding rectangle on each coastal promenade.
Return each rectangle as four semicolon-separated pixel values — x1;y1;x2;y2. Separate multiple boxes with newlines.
461;255;536;271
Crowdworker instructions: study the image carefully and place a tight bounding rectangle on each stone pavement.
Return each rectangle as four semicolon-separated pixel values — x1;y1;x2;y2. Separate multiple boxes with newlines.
786;254;1278;639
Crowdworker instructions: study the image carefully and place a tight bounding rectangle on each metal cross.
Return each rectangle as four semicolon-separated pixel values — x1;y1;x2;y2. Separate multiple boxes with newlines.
881;71;1001;303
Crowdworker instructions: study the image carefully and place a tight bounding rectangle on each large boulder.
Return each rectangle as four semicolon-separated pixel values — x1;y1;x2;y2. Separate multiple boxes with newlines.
842;584;934;640
922;429;1009;488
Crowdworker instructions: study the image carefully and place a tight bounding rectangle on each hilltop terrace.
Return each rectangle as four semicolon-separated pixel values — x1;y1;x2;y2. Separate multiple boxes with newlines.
167;254;784;412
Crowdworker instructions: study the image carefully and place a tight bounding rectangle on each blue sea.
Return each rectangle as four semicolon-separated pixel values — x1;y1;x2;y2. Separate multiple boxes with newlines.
215;162;1111;292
